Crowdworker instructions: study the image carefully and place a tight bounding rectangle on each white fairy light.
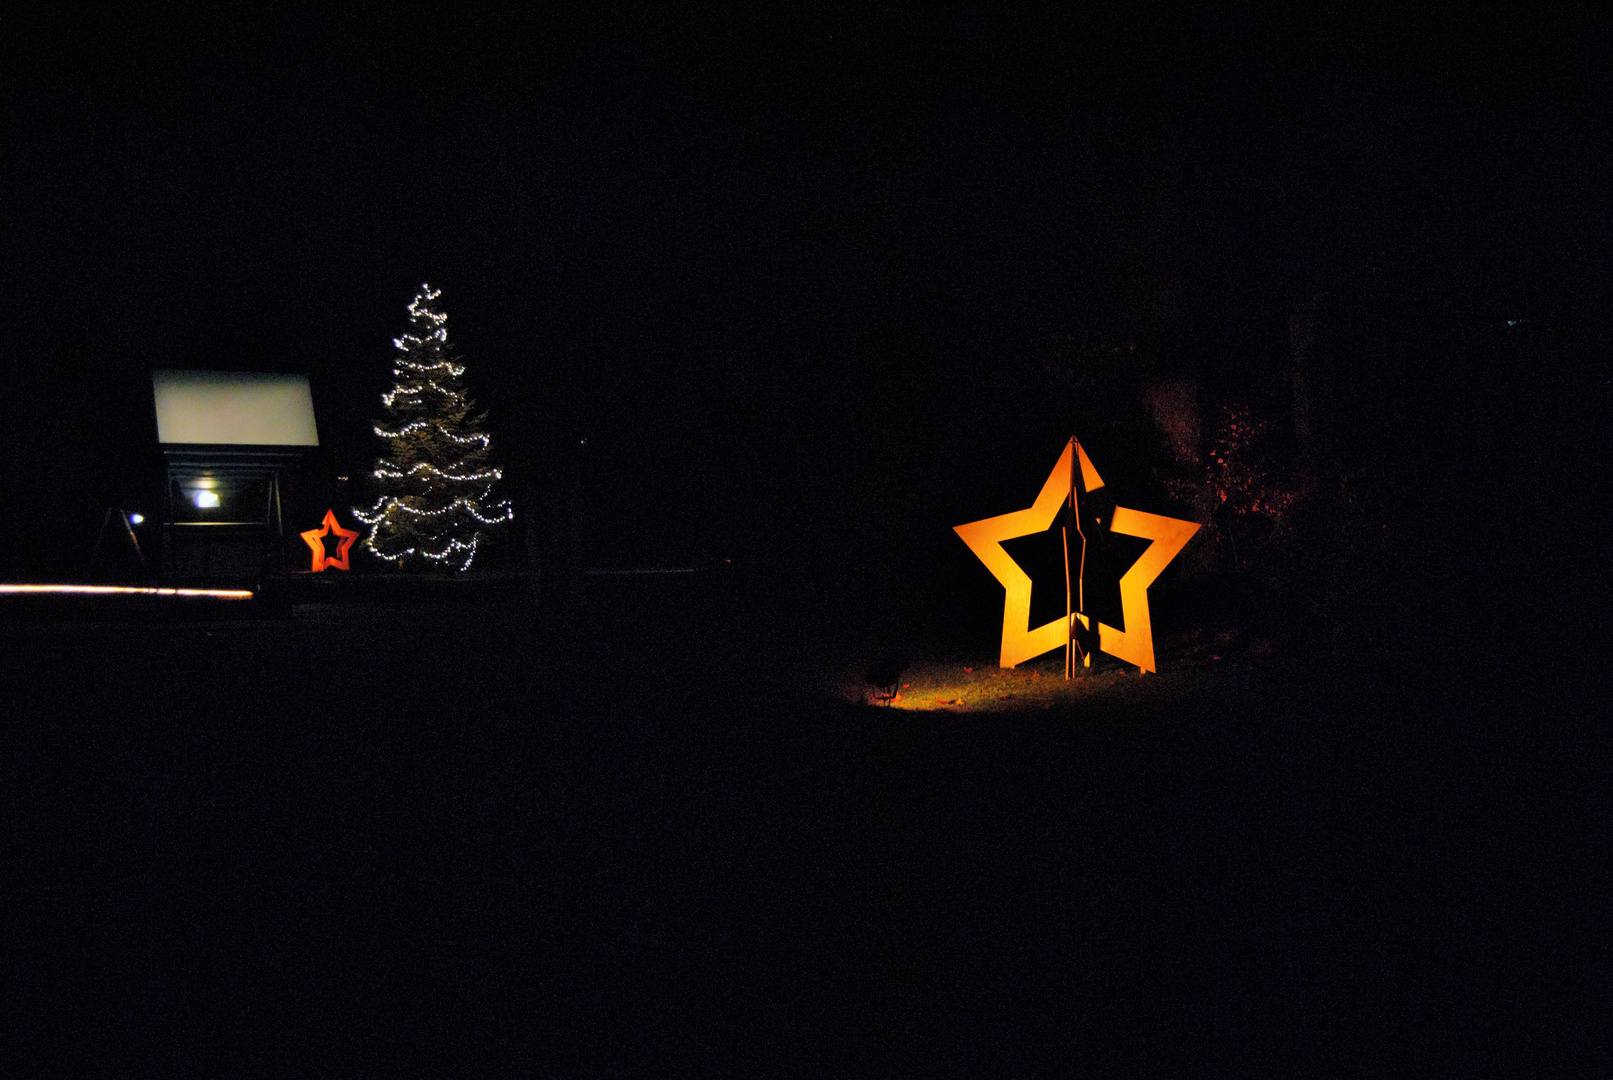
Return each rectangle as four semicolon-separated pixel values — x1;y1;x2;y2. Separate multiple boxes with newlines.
353;497;511;524
355;283;511;571
373;462;500;482
372;421;490;446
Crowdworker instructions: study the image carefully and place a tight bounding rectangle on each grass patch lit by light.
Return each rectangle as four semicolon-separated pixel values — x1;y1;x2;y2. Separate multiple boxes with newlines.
837;659;1146;712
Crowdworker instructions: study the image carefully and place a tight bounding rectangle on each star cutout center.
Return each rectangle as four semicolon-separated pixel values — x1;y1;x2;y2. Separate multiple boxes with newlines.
301;509;359;572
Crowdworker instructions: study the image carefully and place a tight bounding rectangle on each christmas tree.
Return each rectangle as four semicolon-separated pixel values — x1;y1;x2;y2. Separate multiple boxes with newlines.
353;284;511;571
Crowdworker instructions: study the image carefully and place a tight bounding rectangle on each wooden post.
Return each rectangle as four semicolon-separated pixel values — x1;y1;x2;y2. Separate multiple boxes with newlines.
121;510;145;570
87;507;112;576
1063;522;1072;680
1073;438;1091;670
1064;436;1076;680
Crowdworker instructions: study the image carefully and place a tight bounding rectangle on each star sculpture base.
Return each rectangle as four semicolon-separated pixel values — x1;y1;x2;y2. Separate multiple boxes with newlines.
954;439;1199;673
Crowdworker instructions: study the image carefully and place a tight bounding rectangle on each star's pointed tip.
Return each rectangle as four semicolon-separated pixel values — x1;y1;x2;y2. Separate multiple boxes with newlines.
1076;442;1105;491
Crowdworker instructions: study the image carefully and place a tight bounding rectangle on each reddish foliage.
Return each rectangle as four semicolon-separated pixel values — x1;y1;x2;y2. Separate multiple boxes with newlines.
1161;404;1300;571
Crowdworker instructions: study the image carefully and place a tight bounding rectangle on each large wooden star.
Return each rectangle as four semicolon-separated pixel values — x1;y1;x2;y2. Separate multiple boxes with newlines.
954;440;1199;672
301;509;359;572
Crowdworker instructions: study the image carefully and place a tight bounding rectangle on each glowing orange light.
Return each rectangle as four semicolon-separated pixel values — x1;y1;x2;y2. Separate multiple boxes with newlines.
954;439;1200;673
301;509;359;572
0;584;254;599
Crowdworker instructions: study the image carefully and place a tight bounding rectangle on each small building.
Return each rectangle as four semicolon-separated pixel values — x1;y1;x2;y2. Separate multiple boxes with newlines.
152;370;319;582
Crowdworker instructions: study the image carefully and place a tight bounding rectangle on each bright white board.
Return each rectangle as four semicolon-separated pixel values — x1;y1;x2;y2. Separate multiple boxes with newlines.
152;370;319;446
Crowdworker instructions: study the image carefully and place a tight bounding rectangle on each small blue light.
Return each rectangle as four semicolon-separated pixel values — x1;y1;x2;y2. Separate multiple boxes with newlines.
128;513;144;525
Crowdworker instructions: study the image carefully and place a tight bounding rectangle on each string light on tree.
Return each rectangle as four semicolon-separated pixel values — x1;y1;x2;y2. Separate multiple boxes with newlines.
353;284;512;571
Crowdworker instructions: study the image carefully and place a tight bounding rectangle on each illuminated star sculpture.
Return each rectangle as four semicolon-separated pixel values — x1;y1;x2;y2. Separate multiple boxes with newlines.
301;509;359;572
954;439;1200;673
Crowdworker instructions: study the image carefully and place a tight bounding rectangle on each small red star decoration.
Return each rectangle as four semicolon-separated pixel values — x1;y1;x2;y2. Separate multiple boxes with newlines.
301;509;359;572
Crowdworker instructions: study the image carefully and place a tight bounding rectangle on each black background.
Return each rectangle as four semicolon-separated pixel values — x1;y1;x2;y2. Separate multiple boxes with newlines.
3;6;1606;606
3;8;1611;1075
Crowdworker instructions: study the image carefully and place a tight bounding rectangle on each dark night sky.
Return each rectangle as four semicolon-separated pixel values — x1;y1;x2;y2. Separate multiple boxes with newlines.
5;15;1609;1072
2;6;1607;588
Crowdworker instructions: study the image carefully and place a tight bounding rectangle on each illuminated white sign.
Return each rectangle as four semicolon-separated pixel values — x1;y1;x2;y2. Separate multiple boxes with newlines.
152;370;319;446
